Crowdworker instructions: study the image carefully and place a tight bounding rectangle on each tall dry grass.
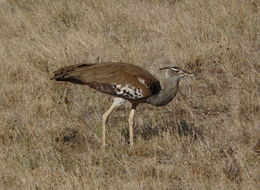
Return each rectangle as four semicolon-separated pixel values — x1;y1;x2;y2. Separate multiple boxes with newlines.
0;0;259;189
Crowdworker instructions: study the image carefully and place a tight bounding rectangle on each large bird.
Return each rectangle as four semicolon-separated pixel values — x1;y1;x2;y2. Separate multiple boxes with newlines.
51;62;194;148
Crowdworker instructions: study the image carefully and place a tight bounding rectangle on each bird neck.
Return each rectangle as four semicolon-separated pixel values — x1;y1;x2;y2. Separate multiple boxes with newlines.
146;76;181;106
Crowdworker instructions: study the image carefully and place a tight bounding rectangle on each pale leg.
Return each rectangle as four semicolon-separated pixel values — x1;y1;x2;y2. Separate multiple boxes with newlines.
128;105;137;146
102;97;125;149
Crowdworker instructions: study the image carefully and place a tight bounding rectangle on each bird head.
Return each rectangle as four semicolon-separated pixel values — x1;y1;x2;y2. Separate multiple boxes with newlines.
159;66;194;79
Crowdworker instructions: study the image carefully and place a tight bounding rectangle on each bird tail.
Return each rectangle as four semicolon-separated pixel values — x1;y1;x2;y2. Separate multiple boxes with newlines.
50;63;93;84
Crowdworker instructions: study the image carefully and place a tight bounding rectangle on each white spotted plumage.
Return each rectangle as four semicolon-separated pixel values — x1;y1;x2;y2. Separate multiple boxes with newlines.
112;83;143;100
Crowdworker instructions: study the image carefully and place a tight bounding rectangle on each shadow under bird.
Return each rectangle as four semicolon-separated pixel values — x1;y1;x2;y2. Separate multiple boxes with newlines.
51;62;194;148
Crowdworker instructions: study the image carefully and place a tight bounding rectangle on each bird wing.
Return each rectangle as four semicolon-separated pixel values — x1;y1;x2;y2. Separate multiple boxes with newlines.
52;62;161;100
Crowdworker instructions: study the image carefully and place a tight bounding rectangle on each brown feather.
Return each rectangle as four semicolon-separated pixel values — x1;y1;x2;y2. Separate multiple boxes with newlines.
51;62;161;101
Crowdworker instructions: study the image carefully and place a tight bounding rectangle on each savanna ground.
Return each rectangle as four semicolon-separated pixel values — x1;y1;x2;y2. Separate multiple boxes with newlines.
0;0;259;189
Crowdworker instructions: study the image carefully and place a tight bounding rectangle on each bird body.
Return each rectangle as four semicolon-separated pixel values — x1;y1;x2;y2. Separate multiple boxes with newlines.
51;62;194;148
52;62;161;102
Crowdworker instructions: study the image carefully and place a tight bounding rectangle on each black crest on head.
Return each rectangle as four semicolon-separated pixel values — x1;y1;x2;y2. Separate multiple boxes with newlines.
159;66;181;71
171;66;181;70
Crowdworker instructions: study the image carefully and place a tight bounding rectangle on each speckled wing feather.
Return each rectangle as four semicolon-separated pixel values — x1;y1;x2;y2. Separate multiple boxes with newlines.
51;62;161;101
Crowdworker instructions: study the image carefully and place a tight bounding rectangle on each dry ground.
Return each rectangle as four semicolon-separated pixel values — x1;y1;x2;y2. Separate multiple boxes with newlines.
0;0;259;189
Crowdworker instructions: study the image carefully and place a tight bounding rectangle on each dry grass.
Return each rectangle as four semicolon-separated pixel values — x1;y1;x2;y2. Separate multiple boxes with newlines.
0;0;259;189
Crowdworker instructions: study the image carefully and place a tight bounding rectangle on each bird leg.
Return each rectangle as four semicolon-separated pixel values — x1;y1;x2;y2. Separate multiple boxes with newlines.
128;104;137;146
102;97;125;149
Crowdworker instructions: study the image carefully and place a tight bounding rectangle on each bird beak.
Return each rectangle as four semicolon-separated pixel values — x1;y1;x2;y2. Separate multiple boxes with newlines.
181;69;195;78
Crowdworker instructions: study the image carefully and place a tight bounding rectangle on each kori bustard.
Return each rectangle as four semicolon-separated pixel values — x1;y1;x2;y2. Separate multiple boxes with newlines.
51;62;194;148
